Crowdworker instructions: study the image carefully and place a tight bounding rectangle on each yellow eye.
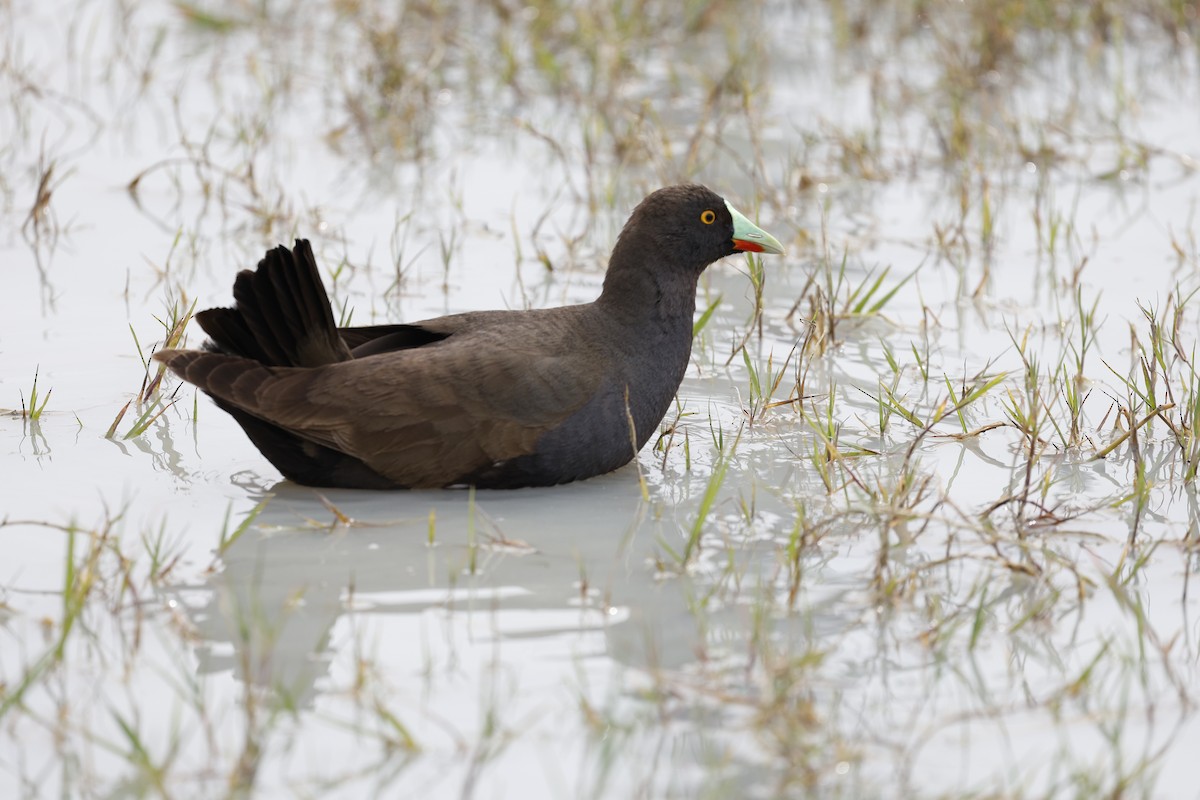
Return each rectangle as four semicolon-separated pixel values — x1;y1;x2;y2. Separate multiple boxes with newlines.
700;209;716;225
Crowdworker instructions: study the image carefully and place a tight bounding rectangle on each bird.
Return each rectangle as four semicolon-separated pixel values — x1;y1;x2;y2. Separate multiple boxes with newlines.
154;184;784;489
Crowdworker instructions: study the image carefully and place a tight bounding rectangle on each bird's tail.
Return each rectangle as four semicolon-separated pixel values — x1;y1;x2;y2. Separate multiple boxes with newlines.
195;239;351;368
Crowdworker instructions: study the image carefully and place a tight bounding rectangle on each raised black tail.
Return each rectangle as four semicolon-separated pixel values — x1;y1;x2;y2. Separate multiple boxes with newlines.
197;239;351;368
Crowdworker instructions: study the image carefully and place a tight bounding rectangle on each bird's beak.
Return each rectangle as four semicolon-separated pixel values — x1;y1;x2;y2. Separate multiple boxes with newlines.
727;201;785;255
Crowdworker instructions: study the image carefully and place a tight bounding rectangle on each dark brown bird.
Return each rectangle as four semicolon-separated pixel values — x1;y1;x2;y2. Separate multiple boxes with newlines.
154;184;784;489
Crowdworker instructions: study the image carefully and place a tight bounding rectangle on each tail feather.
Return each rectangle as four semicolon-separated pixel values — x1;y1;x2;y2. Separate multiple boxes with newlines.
196;306;274;363
200;240;351;368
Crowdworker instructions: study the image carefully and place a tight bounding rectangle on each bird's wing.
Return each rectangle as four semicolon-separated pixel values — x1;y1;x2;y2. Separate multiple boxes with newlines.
157;335;609;488
310;343;607;486
337;323;450;356
338;310;530;357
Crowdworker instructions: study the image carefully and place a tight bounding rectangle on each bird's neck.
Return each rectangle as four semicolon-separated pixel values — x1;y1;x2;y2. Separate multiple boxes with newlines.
594;238;705;448
596;239;700;332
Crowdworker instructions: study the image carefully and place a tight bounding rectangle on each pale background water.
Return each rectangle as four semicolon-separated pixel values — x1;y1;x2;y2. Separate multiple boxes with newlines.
3;1;1199;797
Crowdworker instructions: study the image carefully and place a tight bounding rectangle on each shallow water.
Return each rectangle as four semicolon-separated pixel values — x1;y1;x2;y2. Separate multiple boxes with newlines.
3;1;1200;797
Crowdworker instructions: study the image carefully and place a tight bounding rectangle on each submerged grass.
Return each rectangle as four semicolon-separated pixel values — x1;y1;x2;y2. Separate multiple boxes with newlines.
19;366;51;421
106;293;196;439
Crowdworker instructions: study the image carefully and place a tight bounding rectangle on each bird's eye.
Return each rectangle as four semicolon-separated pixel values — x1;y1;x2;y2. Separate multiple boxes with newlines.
700;210;716;225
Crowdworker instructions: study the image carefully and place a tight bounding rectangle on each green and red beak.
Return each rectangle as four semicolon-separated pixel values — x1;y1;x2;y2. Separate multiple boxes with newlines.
727;200;785;255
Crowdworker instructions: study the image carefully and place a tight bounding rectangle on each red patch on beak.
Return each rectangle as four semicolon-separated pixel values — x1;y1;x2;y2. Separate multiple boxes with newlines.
733;240;765;253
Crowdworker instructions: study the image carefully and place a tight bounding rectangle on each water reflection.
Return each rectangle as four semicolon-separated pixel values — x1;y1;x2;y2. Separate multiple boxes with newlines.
184;471;710;710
